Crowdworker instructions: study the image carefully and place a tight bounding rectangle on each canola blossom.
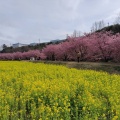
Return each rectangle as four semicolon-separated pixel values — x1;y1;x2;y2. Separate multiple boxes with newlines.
0;61;120;120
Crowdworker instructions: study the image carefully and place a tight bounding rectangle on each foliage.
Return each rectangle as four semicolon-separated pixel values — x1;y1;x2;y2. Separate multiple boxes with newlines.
0;61;120;120
97;24;120;34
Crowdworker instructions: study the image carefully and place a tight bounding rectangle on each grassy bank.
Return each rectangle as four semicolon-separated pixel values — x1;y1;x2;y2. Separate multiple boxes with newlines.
33;61;120;74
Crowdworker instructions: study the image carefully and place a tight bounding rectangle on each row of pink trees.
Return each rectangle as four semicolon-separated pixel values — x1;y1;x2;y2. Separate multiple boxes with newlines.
42;31;120;62
0;50;46;60
0;31;120;62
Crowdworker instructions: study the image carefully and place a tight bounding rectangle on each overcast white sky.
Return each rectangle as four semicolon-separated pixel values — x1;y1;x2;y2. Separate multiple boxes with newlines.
0;0;120;46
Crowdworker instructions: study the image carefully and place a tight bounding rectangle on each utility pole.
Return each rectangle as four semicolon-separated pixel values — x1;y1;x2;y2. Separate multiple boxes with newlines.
39;39;40;44
66;34;69;39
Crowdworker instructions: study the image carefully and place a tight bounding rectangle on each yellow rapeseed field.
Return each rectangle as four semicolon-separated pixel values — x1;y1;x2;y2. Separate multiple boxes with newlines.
0;61;120;120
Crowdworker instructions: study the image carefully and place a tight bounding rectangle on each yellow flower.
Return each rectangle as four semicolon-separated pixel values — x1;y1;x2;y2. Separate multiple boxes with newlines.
82;107;86;111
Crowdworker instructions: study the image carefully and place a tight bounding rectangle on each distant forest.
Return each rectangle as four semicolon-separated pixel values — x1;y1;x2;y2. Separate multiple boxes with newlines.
0;40;65;53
